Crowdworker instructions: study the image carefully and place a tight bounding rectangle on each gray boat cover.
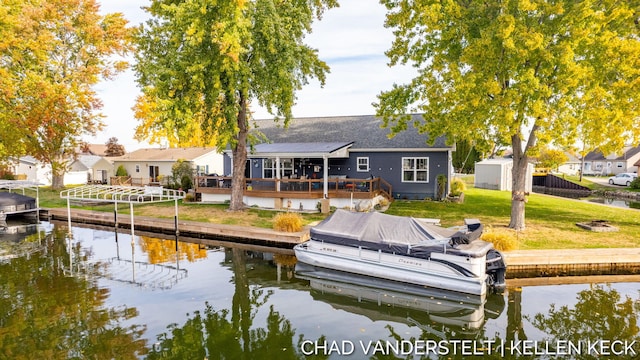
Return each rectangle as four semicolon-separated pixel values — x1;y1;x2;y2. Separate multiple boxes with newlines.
311;209;459;246
310;210;491;259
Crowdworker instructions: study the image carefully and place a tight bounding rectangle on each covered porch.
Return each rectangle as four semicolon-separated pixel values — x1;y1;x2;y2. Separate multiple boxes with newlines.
195;175;392;210
196;142;392;210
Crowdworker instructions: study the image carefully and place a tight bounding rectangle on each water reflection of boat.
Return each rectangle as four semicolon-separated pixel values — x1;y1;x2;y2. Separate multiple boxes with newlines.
0;218;39;242
295;264;505;335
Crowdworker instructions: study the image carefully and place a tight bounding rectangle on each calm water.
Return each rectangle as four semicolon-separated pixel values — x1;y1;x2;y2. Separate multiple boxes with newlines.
1;221;639;359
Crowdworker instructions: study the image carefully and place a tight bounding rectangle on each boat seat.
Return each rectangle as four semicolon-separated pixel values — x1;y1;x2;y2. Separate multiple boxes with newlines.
449;240;494;258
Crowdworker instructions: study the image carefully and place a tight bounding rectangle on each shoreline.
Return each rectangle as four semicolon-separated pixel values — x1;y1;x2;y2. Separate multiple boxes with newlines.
41;208;640;280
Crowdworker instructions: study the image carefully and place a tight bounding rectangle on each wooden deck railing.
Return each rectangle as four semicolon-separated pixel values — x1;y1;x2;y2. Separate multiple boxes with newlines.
195;175;393;200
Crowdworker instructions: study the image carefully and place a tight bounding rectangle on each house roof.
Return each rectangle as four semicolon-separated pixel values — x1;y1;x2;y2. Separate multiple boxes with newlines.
252;114;451;150
250;142;354;158
584;146;640;161
114;147;218;162
73;155;112;171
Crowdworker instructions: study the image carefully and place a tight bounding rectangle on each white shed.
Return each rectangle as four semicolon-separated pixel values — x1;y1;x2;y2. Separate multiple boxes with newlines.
474;159;533;192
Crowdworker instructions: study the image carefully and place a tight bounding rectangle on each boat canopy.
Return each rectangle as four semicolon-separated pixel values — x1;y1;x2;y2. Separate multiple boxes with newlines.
311;209;461;246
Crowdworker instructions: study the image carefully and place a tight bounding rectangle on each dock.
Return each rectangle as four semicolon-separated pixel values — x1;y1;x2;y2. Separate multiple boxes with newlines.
41;208;640;279
504;248;640;278
43;208;308;248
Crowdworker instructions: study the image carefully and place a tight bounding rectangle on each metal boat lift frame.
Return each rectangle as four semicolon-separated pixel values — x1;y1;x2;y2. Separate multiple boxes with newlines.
60;185;186;242
0;180;42;219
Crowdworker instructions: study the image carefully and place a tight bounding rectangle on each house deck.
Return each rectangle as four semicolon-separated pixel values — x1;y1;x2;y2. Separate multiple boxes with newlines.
195;176;392;201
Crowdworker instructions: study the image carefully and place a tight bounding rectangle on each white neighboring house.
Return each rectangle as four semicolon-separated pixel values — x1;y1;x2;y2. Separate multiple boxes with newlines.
474;158;534;192
8;156;52;185
556;152;582;176
113;147;223;186
581;145;640;176
67;155;115;185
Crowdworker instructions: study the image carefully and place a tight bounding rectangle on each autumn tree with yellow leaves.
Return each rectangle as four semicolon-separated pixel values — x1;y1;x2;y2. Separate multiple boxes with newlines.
133;0;337;211
375;0;640;230
0;0;132;189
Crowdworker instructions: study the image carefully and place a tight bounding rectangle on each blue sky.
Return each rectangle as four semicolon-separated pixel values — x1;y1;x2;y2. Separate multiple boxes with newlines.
92;0;416;151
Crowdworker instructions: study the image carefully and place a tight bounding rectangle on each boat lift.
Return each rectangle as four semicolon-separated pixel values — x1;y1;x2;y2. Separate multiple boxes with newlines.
60;185;186;243
0;180;42;220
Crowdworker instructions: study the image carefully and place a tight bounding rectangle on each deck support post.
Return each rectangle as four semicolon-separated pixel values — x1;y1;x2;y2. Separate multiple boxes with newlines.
322;155;328;198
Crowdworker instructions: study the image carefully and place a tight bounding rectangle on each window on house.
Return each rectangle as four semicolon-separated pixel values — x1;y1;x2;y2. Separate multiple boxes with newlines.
402;157;429;182
617;162;624;168
263;158;293;178
357;157;369;172
135;165;140;173
595;162;602;170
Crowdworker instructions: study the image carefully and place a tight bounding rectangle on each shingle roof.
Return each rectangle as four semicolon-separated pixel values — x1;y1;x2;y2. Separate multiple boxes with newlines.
252;114;451;149
115;147;218;162
584;146;640;161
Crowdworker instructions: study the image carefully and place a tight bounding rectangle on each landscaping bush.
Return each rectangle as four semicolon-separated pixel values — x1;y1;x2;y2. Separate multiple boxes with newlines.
481;226;519;251
273;212;303;232
115;165;128;176
449;178;467;196
630;177;640;190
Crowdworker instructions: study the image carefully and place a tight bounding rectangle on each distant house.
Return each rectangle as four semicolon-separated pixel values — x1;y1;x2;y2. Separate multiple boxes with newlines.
557;152;582;176
198;114;454;210
6;156;51;185
113;147;223;186
474;158;534;192
67;155;115;185
581;146;640;176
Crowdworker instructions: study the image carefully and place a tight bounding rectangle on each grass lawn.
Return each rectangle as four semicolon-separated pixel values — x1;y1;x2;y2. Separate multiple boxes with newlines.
22;184;640;250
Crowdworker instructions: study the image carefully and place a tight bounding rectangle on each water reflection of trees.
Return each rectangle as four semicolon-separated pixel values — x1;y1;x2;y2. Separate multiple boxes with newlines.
139;236;208;264
147;248;326;360
0;224;147;359
531;284;640;359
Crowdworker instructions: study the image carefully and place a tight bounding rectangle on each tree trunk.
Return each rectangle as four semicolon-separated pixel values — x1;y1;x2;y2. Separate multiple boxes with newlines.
509;135;528;230
229;93;248;211
50;162;65;190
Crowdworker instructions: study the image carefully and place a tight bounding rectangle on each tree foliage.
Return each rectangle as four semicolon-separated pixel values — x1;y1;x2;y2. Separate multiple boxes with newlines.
105;137;126;157
134;0;337;210
534;147;569;171
452;139;482;174
0;0;132;189
375;0;640;230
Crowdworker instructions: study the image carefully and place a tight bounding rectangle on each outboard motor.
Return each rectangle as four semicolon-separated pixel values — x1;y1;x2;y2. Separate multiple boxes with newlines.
486;249;507;293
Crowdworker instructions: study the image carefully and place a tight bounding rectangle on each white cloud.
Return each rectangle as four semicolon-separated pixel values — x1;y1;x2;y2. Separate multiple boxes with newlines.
92;1;416;149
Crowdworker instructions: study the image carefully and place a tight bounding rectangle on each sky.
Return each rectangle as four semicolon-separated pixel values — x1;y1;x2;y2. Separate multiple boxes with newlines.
92;1;416;151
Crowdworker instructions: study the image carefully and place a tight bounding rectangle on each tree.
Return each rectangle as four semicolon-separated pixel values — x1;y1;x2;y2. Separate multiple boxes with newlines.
452;139;482;174
534;147;569;172
134;0;337;211
375;0;640;230
0;0;131;190
105;137;126;157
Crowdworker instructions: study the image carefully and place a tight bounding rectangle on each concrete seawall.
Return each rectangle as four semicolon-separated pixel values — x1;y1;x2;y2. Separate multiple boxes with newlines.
42;208;640;279
43;208;308;249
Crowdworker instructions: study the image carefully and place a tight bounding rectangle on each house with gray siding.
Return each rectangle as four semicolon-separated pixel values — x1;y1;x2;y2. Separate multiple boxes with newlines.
198;115;454;210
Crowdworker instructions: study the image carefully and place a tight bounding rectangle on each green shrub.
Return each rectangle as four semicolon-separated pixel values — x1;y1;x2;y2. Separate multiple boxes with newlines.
181;175;193;190
630;177;640;190
273;212;303;232
481;226;519;251
450;178;467;196
115;165;128;176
